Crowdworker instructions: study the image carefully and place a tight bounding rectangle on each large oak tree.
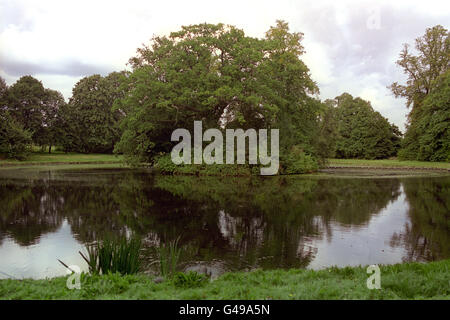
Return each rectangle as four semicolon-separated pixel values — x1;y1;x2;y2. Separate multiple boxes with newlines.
116;21;321;170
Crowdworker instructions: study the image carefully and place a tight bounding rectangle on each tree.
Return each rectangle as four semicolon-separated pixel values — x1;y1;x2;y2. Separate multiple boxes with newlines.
413;71;450;161
260;21;320;167
60;72;128;153
0;77;7;98
389;25;449;160
116;21;321;171
315;99;339;159
36;89;66;153
332;93;401;159
0;77;32;159
7;76;47;144
5;76;66;152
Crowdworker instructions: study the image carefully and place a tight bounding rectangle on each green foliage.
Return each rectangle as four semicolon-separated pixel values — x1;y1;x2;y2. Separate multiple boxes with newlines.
0;114;32;160
0;77;32;159
281;146;318;174
172;271;209;288
60;72;128;153
389;25;449;110
1;259;449;299
157;237;182;277
79;236;142;275
5;76;65;150
154;153;178;174
116;21;321;168
6;76;47;144
314;100;338;160
390;25;449;161
154;153;254;176
327;158;450;169
400;71;450;162
331;93;401;159
36;89;66;152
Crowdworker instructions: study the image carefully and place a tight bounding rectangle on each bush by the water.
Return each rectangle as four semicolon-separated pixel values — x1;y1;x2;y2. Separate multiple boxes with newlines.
281;146;318;174
154;151;318;176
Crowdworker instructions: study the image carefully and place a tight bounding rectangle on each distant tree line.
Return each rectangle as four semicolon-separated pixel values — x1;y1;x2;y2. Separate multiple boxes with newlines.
318;93;402;159
0;22;448;167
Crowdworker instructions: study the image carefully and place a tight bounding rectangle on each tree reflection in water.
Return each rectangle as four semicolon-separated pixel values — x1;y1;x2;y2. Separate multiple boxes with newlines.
0;169;448;277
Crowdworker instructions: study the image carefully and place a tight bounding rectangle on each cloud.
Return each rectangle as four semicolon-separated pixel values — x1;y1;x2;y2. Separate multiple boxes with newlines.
289;0;449;130
0;0;448;131
0;0;35;33
0;57;112;77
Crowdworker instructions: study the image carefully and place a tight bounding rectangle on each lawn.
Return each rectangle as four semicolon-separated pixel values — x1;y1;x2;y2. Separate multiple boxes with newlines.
0;152;123;166
327;158;450;170
0;259;448;300
1;153;449;173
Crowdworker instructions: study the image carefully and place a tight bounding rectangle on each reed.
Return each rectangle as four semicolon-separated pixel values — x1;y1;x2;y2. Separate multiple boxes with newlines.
79;236;142;275
157;237;182;277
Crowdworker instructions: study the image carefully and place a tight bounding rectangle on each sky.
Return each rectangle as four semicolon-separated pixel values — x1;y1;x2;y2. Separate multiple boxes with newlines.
0;0;449;131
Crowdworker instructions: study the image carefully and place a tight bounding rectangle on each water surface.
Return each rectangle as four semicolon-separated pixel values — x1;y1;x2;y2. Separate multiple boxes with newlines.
0;167;448;279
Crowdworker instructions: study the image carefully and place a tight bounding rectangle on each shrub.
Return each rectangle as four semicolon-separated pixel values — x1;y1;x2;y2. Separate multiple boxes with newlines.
282;146;318;174
154;153;179;174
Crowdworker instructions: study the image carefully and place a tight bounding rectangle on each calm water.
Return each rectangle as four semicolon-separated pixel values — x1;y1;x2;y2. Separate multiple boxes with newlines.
0;167;449;279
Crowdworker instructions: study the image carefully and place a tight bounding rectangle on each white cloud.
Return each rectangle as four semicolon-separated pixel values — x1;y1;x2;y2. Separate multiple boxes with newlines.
0;0;448;131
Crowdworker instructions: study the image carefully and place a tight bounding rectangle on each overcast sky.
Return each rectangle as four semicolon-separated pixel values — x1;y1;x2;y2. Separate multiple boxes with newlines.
0;0;449;131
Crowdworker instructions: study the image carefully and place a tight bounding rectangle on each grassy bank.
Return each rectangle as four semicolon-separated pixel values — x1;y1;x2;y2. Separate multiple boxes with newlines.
0;152;123;166
1;153;449;173
1;259;448;300
327;158;450;170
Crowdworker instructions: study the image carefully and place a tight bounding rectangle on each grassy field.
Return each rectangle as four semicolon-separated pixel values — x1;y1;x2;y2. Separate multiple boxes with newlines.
0;152;123;166
327;158;450;170
0;259;448;300
1;153;449;173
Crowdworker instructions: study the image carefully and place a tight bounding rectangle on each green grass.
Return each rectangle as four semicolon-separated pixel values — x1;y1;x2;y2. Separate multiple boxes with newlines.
172;271;210;288
0;152;123;166
1;259;448;300
327;158;450;170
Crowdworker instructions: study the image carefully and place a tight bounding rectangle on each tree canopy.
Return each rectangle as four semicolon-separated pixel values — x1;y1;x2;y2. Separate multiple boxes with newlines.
410;71;450;161
115;21;321;171
1;22;447;166
322;93;401;159
60;72;128;153
390;25;449;161
0;77;32;159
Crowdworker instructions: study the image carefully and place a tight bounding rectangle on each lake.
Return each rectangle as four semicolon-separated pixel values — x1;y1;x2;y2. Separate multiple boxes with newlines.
0;166;449;279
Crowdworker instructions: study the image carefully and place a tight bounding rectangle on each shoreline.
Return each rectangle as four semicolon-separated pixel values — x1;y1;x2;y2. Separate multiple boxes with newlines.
1;153;449;171
324;165;450;172
1;259;448;300
0;160;123;167
1;163;449;179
